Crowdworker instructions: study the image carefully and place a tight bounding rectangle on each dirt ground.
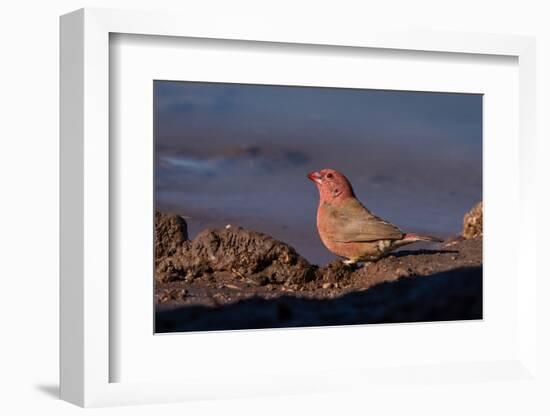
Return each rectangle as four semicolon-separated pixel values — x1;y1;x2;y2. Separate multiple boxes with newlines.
154;209;482;332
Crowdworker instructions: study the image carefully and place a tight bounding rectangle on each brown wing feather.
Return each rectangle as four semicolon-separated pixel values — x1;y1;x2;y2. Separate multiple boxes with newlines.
324;198;404;242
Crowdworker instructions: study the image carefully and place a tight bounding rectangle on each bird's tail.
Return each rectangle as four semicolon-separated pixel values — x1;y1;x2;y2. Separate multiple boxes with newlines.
404;233;443;243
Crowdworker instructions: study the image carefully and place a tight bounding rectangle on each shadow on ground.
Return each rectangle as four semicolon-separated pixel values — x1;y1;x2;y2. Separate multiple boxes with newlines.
35;384;59;399
392;248;459;257
156;266;482;333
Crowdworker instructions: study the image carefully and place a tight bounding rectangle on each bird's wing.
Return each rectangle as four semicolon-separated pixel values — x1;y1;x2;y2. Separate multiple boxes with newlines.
325;198;404;242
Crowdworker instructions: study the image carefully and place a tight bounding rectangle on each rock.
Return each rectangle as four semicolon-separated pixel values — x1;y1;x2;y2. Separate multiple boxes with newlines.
156;224;316;285
462;201;483;239
395;268;411;277
155;212;190;282
155;211;189;256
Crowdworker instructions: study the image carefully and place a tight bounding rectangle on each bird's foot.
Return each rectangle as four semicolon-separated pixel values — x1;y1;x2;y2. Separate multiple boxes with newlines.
342;259;372;270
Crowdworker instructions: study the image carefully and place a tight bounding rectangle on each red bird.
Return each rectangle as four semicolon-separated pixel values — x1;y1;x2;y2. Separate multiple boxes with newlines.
308;169;443;265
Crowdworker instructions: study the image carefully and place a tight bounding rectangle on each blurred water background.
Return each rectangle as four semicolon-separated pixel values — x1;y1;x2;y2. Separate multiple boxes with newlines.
155;81;482;265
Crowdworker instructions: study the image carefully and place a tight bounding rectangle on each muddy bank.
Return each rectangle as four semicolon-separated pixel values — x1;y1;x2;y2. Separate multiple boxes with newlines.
154;204;482;332
155;222;315;286
155;232;481;306
156;265;481;332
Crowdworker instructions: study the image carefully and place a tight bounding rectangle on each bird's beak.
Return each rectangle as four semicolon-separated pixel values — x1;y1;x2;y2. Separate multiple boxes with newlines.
307;171;323;184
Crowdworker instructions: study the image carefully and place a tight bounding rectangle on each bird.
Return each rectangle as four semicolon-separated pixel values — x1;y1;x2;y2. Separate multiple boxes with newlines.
307;168;443;265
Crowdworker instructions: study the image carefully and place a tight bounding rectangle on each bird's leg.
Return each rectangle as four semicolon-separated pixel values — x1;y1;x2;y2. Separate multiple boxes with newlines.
342;259;373;271
341;259;363;271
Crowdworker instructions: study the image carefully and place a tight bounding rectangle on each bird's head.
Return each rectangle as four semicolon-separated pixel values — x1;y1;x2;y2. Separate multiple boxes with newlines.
307;168;355;203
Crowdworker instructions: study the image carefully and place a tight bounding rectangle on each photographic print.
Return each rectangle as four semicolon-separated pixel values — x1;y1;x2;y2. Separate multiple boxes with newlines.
154;81;482;333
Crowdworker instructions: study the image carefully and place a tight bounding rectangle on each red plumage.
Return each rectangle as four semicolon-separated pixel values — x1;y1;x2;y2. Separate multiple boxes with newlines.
308;169;442;264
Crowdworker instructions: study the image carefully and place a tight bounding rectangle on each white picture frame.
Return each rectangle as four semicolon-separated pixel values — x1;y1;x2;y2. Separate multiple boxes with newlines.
60;7;538;408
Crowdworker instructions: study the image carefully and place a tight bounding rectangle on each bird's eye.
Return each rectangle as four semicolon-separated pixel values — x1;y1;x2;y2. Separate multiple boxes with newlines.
325;173;334;180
